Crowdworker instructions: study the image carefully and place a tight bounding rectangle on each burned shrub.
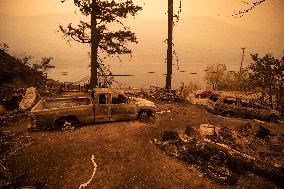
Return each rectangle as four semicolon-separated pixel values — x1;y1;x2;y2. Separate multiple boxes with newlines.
0;129;31;188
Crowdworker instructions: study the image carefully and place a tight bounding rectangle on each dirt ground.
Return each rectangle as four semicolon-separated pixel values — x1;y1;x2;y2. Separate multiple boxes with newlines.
2;102;284;189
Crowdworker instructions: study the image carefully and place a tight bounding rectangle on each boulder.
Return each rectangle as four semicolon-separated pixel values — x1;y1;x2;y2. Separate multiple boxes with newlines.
19;87;37;110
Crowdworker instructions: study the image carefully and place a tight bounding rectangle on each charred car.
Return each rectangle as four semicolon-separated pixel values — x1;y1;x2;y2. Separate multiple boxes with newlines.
207;94;281;123
30;88;156;130
194;90;213;98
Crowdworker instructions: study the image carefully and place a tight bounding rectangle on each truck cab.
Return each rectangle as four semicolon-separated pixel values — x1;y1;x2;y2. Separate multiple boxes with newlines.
93;88;155;122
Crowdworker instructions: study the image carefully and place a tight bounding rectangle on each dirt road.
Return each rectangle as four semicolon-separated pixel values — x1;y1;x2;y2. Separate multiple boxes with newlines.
3;102;283;189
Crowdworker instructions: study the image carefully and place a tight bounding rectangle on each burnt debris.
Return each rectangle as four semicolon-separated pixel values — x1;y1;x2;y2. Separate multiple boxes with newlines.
155;123;284;187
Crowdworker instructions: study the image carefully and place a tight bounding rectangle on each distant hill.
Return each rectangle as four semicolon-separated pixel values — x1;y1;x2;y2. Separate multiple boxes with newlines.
0;13;283;88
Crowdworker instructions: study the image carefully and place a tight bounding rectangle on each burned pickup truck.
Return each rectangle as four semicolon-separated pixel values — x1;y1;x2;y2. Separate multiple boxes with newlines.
30;88;156;130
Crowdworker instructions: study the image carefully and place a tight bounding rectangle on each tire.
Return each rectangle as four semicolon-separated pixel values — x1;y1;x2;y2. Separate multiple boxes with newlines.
54;116;80;131
138;111;151;122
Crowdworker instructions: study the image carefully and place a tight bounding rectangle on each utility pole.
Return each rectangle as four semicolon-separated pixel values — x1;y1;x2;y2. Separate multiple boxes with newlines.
240;47;246;72
165;0;173;90
238;47;246;90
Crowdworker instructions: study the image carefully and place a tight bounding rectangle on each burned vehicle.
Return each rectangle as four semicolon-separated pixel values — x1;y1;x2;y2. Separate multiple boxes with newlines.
30;88;156;130
194;90;213;98
207;94;281;122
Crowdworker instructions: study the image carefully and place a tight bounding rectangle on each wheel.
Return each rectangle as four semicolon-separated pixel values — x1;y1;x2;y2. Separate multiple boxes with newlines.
138;111;150;122
62;120;72;130
54;117;79;131
223;111;233;117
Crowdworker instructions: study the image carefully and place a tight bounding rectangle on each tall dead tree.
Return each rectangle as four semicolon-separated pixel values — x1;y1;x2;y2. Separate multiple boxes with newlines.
165;0;173;90
59;0;142;88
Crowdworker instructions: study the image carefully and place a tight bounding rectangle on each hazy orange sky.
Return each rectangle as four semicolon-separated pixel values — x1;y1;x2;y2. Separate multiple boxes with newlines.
0;0;283;18
0;0;283;32
0;0;283;88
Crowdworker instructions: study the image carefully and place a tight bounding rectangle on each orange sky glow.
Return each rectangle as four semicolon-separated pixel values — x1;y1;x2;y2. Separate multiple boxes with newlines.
0;0;283;88
0;0;283;32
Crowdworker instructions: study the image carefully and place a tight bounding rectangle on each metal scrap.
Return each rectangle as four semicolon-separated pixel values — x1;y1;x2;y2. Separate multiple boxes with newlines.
19;87;37;111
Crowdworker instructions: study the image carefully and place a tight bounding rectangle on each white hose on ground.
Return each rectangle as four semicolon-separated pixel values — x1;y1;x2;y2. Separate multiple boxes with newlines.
79;155;97;189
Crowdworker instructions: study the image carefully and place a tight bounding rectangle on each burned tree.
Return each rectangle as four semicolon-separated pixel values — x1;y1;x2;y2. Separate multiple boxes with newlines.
59;0;142;88
0;43;9;53
204;63;227;90
32;57;55;78
248;53;284;109
165;0;174;90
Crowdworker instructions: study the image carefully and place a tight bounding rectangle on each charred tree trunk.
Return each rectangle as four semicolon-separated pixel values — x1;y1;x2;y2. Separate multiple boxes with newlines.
90;1;99;88
276;82;283;110
268;78;274;109
165;0;173;90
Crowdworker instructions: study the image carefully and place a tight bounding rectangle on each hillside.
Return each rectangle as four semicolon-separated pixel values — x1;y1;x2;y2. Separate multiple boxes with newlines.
0;13;283;88
0;50;45;88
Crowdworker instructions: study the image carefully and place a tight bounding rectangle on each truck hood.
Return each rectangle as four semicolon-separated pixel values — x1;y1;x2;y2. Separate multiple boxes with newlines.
130;97;155;107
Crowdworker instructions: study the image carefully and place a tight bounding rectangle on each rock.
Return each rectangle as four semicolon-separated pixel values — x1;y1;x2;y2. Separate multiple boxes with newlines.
19;87;37;110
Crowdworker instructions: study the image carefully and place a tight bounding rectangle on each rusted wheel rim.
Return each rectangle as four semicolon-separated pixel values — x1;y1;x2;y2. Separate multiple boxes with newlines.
139;111;149;121
63;120;72;129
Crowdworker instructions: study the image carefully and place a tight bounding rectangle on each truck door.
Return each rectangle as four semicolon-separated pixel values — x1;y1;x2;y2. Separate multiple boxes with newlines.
252;101;270;120
110;94;137;121
239;99;254;119
221;97;238;115
73;97;95;124
94;93;111;122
